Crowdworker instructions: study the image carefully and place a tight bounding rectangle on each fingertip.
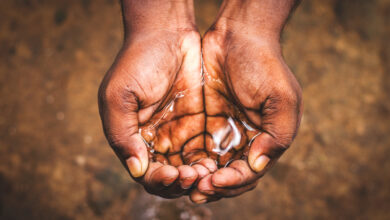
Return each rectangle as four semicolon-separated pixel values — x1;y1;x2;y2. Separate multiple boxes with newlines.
190;189;208;204
192;164;210;178
140;154;149;175
162;165;180;186
248;137;263;169
211;167;243;188
127;157;143;178
136;135;149;175
178;165;198;178
248;133;278;173
150;165;179;187
198;174;215;195
250;155;270;173
178;165;198;189
211;169;228;188
124;134;149;177
198;158;218;173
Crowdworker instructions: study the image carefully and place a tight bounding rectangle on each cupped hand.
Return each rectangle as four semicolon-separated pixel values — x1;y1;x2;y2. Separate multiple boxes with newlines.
191;23;303;202
99;0;302;202
98;28;214;198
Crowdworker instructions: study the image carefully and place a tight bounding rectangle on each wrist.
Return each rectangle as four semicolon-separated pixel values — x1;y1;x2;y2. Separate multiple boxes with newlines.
212;0;297;42
122;0;197;35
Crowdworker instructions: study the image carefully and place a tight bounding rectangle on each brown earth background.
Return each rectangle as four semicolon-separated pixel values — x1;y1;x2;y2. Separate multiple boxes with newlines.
1;0;390;219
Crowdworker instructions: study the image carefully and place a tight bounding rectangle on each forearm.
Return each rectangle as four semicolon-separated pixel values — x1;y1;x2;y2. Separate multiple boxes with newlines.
121;0;196;35
213;0;300;41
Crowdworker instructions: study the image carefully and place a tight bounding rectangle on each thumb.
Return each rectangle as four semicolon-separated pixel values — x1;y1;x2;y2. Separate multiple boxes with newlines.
99;84;149;178
248;132;285;173
248;91;302;173
104;116;149;178
121;134;149;178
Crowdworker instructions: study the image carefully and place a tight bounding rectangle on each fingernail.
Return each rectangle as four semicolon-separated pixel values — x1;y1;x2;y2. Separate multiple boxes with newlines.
162;178;175;187
180;181;192;189
127;157;142;178
253;155;270;172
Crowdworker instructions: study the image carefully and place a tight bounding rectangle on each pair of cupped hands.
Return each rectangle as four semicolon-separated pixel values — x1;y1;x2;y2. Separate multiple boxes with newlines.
98;0;302;204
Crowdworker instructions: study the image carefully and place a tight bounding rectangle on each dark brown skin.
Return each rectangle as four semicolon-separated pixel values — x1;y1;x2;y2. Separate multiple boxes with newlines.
190;0;303;203
98;0;302;202
98;0;210;198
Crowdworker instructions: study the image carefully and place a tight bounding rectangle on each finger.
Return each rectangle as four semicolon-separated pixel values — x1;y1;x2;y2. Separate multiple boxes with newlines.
192;164;210;178
189;188;208;204
191;158;217;179
200;175;258;197
142;163;192;199
121;134;149;178
189;189;221;204
197;158;218;173
248;133;284;173
177;165;198;189
144;163;179;188
211;160;258;188
99;86;149;178
248;86;303;172
197;174;216;195
198;173;258;198
216;181;258;198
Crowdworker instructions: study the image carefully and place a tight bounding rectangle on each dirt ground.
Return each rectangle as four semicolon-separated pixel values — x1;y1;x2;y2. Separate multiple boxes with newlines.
1;0;390;219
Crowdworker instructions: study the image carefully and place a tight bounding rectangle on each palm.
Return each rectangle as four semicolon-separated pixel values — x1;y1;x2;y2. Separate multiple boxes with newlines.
189;30;303;202
203;31;302;153
99;31;210;198
139;34;262;169
100;0;302;204
137;31;205;166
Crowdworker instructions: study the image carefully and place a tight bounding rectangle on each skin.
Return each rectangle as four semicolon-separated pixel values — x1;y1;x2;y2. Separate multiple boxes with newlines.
98;0;302;202
98;0;210;198
191;0;303;203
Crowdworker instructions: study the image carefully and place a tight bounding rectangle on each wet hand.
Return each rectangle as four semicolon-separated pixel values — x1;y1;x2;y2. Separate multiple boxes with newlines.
191;0;303;202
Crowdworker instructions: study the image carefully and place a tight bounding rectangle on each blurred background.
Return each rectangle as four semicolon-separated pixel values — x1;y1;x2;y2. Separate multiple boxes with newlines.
1;0;390;219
